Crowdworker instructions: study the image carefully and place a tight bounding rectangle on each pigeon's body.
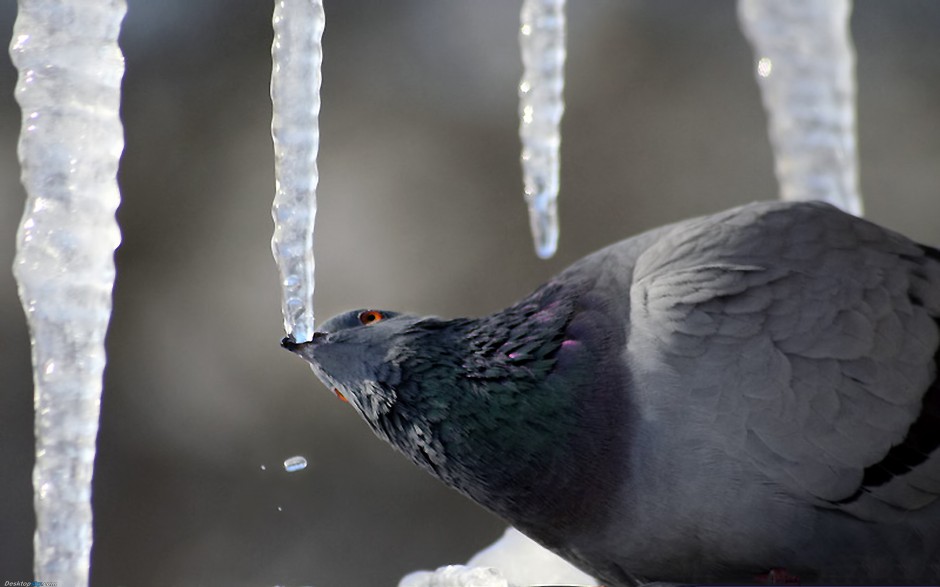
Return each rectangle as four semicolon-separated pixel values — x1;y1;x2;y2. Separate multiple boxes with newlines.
286;201;940;585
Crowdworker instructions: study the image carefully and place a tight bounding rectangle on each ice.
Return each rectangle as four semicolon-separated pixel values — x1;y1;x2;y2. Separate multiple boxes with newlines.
399;565;510;587
518;0;567;259
9;0;126;584
399;527;596;587
283;455;308;472
466;527;596;585
738;0;862;216
271;0;325;342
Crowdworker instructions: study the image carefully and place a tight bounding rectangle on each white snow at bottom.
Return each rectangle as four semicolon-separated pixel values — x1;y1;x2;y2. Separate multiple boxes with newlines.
398;527;596;587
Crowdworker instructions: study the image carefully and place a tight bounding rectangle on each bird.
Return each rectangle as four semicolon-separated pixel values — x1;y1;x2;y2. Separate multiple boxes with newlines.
282;200;940;586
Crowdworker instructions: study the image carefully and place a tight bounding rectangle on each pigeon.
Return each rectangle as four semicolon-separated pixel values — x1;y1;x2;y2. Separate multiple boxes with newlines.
283;200;940;585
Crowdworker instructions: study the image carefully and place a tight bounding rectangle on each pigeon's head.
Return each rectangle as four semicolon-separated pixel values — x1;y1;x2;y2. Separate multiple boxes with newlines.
281;308;422;422
281;292;580;435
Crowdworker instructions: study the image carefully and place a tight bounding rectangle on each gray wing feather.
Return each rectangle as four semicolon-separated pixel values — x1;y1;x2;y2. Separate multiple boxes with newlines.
626;201;940;519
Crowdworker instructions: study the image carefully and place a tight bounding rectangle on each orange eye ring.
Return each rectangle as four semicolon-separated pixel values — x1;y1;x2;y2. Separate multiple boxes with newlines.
358;310;384;325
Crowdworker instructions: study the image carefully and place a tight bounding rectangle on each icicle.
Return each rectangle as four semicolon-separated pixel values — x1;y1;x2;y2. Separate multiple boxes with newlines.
271;0;324;342
738;0;862;216
9;0;126;584
518;0;566;259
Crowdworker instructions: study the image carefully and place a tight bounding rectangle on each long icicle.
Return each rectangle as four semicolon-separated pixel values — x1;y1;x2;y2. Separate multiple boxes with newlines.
518;0;567;259
271;0;324;342
738;0;862;216
10;0;126;584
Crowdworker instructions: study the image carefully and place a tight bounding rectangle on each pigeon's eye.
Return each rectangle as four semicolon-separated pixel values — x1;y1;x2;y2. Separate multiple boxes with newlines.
358;310;385;325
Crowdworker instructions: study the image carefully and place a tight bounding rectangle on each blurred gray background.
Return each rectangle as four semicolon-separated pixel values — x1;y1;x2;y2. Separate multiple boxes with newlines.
1;1;939;585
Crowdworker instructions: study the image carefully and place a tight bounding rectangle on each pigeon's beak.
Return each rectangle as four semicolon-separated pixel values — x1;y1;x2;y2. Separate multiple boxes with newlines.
280;331;328;354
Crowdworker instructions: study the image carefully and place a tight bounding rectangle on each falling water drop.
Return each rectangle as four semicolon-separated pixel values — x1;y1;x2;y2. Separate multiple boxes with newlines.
284;455;308;472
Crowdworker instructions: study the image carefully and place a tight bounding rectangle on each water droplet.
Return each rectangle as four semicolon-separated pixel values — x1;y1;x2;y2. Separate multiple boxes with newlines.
757;57;773;78
284;455;307;472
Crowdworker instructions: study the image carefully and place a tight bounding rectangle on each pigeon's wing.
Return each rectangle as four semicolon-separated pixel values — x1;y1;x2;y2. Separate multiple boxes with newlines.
627;201;940;520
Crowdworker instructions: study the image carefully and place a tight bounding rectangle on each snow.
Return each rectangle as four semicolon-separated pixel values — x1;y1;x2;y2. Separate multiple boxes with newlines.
400;566;510;587
271;0;325;342
738;0;862;215
398;527;596;587
10;0;126;583
518;0;567;259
